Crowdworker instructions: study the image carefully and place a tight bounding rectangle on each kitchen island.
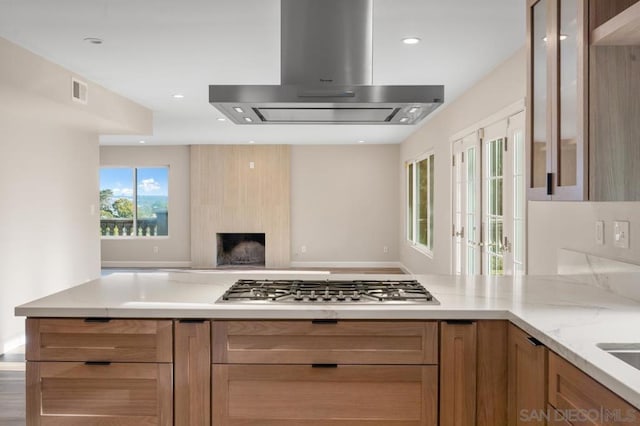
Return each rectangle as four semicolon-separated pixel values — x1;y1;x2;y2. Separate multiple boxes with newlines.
16;271;640;425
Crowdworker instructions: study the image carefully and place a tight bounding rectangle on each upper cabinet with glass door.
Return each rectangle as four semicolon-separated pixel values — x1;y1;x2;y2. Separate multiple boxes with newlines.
527;0;588;200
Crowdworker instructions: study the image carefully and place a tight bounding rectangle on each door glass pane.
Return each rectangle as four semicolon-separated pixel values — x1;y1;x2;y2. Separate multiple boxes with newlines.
466;148;477;274
532;0;547;188
559;0;578;187
136;167;169;236
407;163;414;240
486;138;505;276
417;158;428;246
513;127;526;274
100;168;134;237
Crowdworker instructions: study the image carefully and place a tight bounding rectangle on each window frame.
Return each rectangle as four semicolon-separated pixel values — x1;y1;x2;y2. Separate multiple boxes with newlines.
406;151;435;256
100;166;170;240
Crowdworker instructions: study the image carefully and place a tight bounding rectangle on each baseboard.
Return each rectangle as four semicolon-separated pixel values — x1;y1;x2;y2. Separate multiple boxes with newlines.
101;261;192;268
289;261;404;269
397;263;415;275
2;333;25;356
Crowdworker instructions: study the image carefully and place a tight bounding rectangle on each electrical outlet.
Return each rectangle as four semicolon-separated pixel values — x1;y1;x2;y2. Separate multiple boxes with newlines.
153;246;159;254
614;221;630;249
301;245;307;253
595;221;604;245
249;161;255;169
383;246;389;253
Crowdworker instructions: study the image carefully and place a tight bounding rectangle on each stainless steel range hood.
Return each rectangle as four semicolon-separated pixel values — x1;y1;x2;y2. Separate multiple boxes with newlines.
209;0;444;125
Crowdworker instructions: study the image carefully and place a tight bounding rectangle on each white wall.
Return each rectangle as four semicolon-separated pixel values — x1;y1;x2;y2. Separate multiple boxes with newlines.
0;112;100;353
291;145;400;265
528;202;640;274
0;37;151;353
400;48;526;274
100;146;191;266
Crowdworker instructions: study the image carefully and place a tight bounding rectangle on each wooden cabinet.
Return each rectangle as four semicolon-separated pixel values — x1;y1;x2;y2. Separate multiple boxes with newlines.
26;362;173;426
212;320;439;426
212;320;438;364
508;323;548;426
440;321;477;426
174;320;210;426
588;0;640;201
548;351;638;426
212;364;438;426
547;405;573;425
25;318;174;426
526;0;589;200
439;320;508;426
26;318;173;363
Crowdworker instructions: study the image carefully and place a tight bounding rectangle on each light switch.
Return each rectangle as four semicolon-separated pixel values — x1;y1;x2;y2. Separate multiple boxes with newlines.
614;221;630;249
595;221;604;245
249;161;255;169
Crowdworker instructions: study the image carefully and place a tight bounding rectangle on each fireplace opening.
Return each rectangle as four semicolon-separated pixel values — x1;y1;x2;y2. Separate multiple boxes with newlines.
216;233;266;267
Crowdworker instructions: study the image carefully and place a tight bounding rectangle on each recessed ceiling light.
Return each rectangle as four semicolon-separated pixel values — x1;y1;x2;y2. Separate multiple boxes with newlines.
244;117;253;123
139;140;146;144
217;117;227;122
402;37;421;45
400;117;409;123
172;94;185;99
249;140;255;144
83;37;103;45
409;107;420;114
234;107;244;113
358;140;365;144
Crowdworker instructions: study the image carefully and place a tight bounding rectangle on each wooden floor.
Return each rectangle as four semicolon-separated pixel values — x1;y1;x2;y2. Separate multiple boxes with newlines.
0;347;25;426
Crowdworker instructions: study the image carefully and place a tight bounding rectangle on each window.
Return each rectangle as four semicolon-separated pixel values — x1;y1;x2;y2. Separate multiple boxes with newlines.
406;153;435;253
100;167;169;237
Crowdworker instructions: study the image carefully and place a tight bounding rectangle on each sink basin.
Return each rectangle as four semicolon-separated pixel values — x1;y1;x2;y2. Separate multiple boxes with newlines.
597;343;640;370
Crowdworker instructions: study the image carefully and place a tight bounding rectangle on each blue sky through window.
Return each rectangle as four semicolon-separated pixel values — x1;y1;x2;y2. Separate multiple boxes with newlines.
100;167;168;197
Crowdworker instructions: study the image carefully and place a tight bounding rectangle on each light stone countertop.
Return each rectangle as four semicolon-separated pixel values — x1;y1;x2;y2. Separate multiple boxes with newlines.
14;270;640;410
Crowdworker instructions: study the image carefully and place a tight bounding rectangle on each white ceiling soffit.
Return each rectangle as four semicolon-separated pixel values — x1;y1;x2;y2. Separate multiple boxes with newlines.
0;0;525;145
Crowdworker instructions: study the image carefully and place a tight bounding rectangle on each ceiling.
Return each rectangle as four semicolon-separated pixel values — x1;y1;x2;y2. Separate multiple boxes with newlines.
0;0;525;145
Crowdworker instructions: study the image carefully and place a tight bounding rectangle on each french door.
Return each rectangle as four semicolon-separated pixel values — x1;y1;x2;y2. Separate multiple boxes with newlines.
452;132;481;275
453;111;525;276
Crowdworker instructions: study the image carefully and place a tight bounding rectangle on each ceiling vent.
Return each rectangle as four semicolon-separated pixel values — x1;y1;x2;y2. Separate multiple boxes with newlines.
71;77;88;104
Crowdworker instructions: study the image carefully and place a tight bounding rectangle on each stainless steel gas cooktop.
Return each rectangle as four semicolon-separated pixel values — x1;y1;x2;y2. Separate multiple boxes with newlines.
217;279;440;304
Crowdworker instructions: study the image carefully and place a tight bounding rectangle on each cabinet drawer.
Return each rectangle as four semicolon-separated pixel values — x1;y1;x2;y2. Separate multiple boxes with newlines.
26;318;173;362
212;364;437;426
212;320;438;364
26;361;173;426
548;352;638;426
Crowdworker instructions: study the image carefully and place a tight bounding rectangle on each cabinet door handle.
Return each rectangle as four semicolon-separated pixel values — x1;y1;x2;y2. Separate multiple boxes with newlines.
444;320;475;325
312;319;338;325
179;319;206;323
84;318;111;323
312;364;338;368
84;361;112;366
527;336;543;346
546;173;553;195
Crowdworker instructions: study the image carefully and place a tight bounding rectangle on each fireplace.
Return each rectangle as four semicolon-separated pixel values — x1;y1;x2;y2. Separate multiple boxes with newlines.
216;233;266;267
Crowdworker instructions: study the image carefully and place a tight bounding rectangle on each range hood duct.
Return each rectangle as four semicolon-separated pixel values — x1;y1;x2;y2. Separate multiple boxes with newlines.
209;0;444;125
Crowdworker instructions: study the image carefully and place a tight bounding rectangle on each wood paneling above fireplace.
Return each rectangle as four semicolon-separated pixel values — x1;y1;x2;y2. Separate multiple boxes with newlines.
190;145;290;268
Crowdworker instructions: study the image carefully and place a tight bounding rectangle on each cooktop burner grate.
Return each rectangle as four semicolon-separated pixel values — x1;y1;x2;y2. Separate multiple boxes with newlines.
218;279;439;304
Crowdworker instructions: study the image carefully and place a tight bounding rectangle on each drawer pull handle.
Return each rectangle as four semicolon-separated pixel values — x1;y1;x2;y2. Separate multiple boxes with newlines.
445;320;474;325
179;319;206;323
85;361;111;366
84;318;111;323
527;336;544;346
312;364;338;368
312;319;338;325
